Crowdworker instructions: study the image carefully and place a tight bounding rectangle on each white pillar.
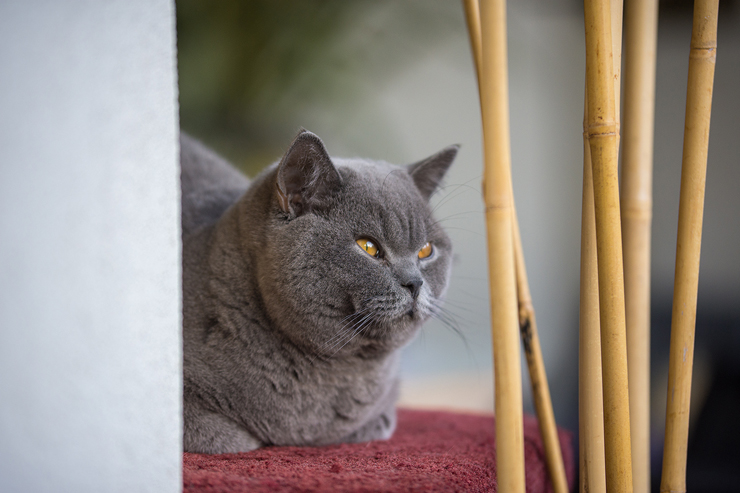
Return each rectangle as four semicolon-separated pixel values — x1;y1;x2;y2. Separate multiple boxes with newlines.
0;1;181;492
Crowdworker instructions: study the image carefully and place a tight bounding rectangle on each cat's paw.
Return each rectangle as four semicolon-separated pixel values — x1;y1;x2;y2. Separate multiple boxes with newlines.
184;405;262;454
343;409;397;444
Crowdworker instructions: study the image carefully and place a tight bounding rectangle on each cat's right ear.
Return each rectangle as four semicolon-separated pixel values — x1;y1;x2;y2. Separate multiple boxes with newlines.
275;130;342;218
407;144;459;201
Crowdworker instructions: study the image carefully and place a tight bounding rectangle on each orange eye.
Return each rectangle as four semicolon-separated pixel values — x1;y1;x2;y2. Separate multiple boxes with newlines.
356;238;380;258
418;242;433;259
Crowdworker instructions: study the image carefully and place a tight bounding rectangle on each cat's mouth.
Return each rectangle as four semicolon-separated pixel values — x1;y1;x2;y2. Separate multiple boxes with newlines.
340;294;427;340
406;296;430;320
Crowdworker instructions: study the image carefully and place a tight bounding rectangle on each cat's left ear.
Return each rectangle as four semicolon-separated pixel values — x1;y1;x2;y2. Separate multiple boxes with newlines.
276;130;342;217
407;144;460;201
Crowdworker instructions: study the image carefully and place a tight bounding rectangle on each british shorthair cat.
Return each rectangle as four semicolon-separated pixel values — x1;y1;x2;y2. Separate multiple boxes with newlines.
181;130;458;453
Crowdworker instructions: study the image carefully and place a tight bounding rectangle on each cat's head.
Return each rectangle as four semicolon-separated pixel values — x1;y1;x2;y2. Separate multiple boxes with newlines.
253;130;457;357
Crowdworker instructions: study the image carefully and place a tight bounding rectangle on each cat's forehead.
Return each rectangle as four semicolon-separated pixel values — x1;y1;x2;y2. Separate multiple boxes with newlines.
333;158;432;247
334;158;417;198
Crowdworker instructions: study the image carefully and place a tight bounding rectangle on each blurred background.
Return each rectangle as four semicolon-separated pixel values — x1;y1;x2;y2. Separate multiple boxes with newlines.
177;1;740;491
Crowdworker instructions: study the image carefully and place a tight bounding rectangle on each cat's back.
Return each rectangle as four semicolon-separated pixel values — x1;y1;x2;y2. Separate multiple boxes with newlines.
180;133;250;236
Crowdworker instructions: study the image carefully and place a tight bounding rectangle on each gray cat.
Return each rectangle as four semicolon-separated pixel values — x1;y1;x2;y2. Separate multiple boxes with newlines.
181;130;458;454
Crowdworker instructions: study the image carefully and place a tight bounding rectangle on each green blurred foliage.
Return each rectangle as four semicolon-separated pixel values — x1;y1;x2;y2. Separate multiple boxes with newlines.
176;0;460;176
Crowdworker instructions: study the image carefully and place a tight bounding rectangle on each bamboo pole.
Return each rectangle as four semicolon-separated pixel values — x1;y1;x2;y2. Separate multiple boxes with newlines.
462;0;483;91
621;0;659;491
660;2;719;492
579;96;607;493
461;2;568;491
579;1;624;492
583;0;633;491
478;0;525;491
512;215;569;493
610;0;624;125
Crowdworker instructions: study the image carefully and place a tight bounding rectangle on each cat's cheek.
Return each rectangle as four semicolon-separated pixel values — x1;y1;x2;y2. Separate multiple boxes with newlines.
420;259;451;300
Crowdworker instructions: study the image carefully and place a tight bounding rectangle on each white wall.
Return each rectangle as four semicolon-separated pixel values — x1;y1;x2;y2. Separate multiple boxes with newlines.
0;1;181;492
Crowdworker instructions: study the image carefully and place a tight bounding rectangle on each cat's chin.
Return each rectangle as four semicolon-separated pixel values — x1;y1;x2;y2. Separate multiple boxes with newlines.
362;313;425;342
351;315;422;345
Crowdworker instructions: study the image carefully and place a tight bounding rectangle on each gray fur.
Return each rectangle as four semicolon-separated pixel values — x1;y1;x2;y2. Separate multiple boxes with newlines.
181;130;458;454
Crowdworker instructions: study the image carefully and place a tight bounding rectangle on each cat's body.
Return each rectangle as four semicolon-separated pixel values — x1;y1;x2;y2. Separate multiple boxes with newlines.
181;131;457;454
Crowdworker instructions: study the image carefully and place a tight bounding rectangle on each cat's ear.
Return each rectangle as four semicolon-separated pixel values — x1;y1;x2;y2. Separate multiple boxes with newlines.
275;130;342;217
407;144;459;201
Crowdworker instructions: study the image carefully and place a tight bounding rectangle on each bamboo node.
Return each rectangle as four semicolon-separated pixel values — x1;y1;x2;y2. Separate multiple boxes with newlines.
518;301;534;326
484;204;513;212
620;205;653;220
583;130;622;138
586;121;618;138
689;47;716;62
519;314;533;356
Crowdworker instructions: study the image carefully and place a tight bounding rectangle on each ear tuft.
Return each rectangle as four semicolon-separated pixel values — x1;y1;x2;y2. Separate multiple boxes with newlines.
276;130;342;217
407;144;459;200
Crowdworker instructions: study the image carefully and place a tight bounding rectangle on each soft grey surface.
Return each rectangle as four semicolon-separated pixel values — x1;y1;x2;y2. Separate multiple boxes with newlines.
0;1;181;492
181;131;457;453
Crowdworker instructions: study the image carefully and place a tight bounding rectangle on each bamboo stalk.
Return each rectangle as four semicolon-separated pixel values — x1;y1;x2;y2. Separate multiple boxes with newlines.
579;1;623;490
512;214;569;493
462;0;483;92
660;2;719;492
461;2;568;491
583;0;634;491
621;0;659;491
579;96;607;493
610;0;624;126
479;0;525;491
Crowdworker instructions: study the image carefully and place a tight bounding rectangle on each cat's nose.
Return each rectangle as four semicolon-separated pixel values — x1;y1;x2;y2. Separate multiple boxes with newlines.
403;279;423;300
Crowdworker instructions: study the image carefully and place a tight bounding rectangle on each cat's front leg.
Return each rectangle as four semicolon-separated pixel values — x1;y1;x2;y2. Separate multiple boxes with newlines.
183;401;262;454
342;406;397;444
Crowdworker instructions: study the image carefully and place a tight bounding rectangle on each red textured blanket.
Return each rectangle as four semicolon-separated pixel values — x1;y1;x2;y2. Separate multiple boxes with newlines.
183;409;575;493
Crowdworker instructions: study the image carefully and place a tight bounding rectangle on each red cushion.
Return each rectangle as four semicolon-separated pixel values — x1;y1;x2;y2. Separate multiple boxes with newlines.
183;409;575;492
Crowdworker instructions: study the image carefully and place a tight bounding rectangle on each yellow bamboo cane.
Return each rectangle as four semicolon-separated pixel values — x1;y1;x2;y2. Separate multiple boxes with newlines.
579;97;607;493
461;2;568;491
610;0;624;125
512;214;569;493
660;2;719;492
462;0;483;91
583;0;633;491
621;0;659;491
479;0;525;491
579;1;622;490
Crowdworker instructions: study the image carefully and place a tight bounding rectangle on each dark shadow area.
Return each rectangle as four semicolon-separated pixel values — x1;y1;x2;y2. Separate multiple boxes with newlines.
651;293;740;493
